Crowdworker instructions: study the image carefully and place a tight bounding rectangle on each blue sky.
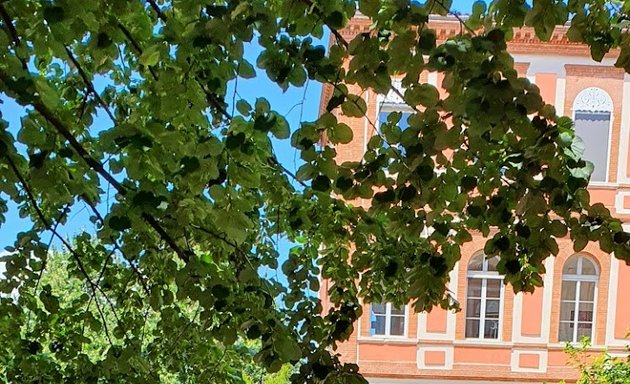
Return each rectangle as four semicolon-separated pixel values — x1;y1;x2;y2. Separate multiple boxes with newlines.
0;1;483;254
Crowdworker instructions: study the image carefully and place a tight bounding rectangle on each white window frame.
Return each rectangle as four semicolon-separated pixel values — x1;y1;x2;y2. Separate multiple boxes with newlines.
370;302;408;338
559;255;599;343
571;87;614;185
465;254;504;341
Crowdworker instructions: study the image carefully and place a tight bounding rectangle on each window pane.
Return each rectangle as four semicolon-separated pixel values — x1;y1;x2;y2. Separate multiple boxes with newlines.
487;256;499;272
484;320;499;339
372;303;386;315
467;278;482;297
378;112;389;126
485;299;500;318
573;112;610;183
580;282;596;301
466;319;480;338
559;322;574;342
578;303;593;322
390;316;405;336
486;279;501;298
468;254;483;271
371;315;386;335
561;281;577;300
581;258;597;276
378;111;410;130
577;325;593;341
400;113;411;129
390;305;405;315
563;257;578;275
467;299;481;317
560;301;575;321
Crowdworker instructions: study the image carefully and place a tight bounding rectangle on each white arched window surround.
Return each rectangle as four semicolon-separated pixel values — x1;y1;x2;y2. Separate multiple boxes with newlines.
558;254;599;343
465;253;504;340
571;87;614;184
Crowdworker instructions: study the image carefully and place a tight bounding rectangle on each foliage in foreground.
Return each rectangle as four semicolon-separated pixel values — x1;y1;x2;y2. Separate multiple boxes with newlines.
1;249;292;383
1;0;630;382
562;339;630;384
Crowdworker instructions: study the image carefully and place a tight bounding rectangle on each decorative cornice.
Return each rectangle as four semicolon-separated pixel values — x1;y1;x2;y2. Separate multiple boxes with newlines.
565;64;625;79
340;17;620;58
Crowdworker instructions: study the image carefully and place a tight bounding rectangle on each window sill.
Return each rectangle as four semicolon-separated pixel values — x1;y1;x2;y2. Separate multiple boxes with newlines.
588;182;618;189
453;339;511;347
358;336;416;344
547;342;607;350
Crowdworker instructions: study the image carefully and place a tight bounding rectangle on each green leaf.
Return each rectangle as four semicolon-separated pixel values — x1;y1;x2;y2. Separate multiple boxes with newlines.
358;0;379;16
139;45;161;67
109;215;132;231
312;175;331;192
341;95;367;117
405;84;439;108
238;61;256;79
329;123;353;144
271;113;290;139
236;99;251;116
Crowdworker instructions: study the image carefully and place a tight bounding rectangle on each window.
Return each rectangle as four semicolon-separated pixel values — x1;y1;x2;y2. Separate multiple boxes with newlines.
377;109;412;150
559;255;598;343
370;302;406;336
465;253;503;339
378;110;411;131
572;87;613;183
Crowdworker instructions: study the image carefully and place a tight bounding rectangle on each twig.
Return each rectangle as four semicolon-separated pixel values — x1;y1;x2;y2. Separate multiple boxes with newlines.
3;153;119;345
64;46;116;122
146;0;168;22
82;198;151;295
0;3;20;47
0;67;189;263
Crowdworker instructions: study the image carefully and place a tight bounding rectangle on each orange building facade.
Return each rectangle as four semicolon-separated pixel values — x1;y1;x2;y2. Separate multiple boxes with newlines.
320;16;630;383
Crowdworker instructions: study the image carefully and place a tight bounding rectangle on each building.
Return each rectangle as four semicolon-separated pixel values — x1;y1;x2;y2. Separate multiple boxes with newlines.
319;15;630;383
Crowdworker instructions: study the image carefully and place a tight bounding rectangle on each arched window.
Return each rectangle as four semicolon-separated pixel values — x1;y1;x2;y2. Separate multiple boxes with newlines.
572;87;613;183
559;255;599;342
465;253;503;339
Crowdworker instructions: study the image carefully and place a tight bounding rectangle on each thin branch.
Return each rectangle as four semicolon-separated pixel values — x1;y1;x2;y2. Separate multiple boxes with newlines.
27;205;69;331
434;0;477;35
116;22;160;81
0;67;189;263
146;0;168;22
268;156;307;188
82;249;115;347
0;4;20;47
64;46;116;122
3;153;120;345
92;284;115;347
0;4;26;69
82;198;151;295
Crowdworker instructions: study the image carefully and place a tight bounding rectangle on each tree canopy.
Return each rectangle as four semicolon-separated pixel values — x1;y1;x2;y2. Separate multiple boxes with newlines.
1;0;630;382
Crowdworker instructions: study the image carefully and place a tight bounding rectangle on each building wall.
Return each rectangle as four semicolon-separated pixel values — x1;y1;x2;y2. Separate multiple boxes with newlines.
323;16;630;383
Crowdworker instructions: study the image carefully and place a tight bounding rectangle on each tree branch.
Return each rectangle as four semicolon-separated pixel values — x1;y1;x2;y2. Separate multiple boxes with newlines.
3;153;120;344
146;0;168;22
64;46;116;122
0;69;189;264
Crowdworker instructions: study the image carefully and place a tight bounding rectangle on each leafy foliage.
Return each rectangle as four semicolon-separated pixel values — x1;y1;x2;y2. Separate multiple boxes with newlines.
0;0;630;382
0;249;291;383
562;338;630;384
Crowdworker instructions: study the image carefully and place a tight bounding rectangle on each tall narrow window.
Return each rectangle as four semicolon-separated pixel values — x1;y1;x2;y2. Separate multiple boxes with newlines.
572;87;613;183
370;303;406;337
559;255;598;343
465;253;503;339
